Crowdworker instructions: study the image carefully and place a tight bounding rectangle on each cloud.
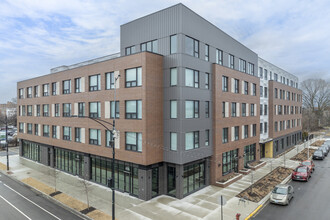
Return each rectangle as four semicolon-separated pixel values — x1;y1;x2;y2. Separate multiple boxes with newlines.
0;0;330;103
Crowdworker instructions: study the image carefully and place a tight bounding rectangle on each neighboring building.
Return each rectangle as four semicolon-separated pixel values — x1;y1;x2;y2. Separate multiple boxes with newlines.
0;101;17;118
17;4;301;200
258;58;302;158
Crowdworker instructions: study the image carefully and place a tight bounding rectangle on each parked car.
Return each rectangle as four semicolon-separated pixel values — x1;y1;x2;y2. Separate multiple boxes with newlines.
292;166;312;182
270;184;294;205
300;160;315;173
319;147;328;156
323;145;330;153
313;150;324;160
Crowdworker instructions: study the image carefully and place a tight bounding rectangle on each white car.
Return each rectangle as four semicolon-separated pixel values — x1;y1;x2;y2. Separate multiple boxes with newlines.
270;184;294;205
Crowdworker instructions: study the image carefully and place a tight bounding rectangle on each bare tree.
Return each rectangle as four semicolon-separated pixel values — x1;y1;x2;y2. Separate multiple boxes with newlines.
301;79;330;129
80;173;91;211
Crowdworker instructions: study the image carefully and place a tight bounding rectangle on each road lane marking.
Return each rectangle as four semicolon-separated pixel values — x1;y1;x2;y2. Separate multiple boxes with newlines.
0;195;32;220
3;184;61;220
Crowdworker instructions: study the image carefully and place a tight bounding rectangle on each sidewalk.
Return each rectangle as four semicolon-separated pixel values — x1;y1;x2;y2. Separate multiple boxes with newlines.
0;137;323;220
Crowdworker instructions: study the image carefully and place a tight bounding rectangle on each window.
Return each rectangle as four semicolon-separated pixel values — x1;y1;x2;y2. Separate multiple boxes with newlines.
43;104;49;117
242;103;246;117
264;105;268;115
229;54;234;69
170;35;177;54
54;103;59;117
205;130;209;146
231;102;237;117
27;123;32;134
264;87;268;98
244;125;248;138
222;102;226;118
52;82;57;95
36;105;40;117
34;124;38;135
250;104;254;116
19;88;24;99
185;131;199;150
253;124;256;136
75;128;81;142
89;74;100;91
222;149;238;175
125;46;135;55
126;132;142;152
63;103;71;117
63;80;71;94
43;125;50;137
216;49;223;65
52;125;57;138
260;86;263;97
141;40;158;53
170;68;177;86
234;79;239;93
264;122;268;133
275;122;278;132
43;84;49;96
252;83;256;96
205;101;210;118
89;129;101;145
126;100;142;119
185;36;199;57
239;59;246;73
275;88;278;98
185;68;199;88
274;73;278;81
106;72;115;90
259;67;263;78
19;123;24;133
110;101;120;119
170;133;177;151
34;86;39;97
205;44;209;61
264;69;268;80
222;76;228;92
170;100;177;119
205;73;209;89
63;127;72;141
278;105;282;115
78;102;85;117
185;100;199;118
126;67;142;87
234;126;239;141
27;87;32;98
244;81;249;95
260;104;263;115
27;105;32;116
260;123;263;134
75;78;81;93
89;102;101;118
222;128;228;143
248;63;255;75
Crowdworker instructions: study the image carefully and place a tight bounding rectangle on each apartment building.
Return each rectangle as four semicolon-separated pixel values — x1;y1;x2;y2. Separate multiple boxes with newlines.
17;4;300;200
258;58;302;158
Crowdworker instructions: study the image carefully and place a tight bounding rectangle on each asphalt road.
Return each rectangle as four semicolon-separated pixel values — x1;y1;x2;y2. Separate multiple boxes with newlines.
0;174;83;220
253;149;330;220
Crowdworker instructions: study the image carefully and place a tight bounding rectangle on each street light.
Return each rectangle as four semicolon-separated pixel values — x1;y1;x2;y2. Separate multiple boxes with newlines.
73;74;120;220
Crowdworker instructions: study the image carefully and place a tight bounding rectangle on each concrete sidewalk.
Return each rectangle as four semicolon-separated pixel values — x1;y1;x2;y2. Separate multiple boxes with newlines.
0;137;322;220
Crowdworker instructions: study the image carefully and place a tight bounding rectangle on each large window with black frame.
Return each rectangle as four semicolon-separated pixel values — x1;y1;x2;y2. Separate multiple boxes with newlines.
244;144;256;168
183;161;205;196
222;149;238;175
55;148;84;176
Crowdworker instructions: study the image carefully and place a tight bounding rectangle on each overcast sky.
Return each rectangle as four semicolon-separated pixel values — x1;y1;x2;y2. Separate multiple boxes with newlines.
1;0;329;103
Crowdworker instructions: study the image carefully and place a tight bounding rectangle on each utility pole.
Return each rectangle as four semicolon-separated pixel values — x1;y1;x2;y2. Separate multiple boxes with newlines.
5;112;9;171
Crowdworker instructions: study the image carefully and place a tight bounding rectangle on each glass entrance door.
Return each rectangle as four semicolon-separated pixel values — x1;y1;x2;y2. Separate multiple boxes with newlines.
124;165;131;193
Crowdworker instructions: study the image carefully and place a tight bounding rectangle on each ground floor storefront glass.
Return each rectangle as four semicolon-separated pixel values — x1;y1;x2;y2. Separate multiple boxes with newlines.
183;161;205;196
222;149;238;175
22;140;41;162
90;156;139;197
244;144;256;167
167;166;176;196
55;148;84;176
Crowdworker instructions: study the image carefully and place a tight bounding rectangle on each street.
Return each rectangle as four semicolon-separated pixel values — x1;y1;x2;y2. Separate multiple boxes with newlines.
0;172;83;220
253;150;330;220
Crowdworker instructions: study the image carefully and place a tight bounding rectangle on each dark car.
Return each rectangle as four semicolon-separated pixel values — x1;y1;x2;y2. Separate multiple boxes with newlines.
292;166;312;182
313;150;324;160
319;147;328;156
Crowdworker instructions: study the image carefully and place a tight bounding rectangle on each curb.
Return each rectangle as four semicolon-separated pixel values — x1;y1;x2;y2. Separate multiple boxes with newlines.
0;169;92;220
